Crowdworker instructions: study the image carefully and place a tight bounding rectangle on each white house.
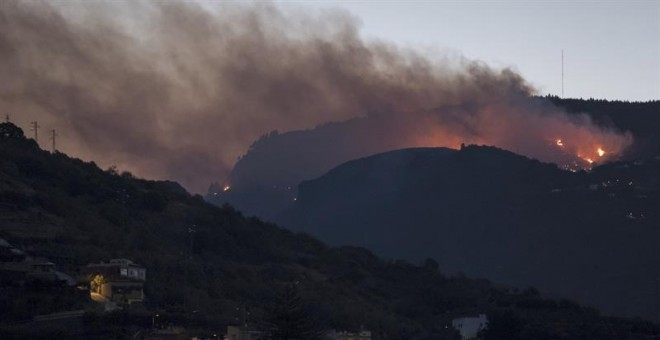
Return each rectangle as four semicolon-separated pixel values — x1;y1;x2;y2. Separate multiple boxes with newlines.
452;314;488;340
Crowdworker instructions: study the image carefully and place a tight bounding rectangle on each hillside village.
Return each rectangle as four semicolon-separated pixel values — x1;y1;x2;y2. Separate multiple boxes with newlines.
1;235;385;340
1;234;381;340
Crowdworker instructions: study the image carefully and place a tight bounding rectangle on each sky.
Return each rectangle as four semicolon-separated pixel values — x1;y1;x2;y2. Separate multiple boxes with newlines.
279;0;660;101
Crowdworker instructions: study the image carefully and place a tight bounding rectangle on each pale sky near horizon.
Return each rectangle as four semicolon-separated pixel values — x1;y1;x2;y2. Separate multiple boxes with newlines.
276;0;659;101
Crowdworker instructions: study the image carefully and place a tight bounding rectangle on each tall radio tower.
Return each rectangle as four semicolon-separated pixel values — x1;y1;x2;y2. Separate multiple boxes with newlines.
561;49;565;98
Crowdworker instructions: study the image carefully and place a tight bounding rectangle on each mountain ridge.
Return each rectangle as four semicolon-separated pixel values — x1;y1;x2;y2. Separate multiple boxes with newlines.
209;97;659;222
281;144;660;320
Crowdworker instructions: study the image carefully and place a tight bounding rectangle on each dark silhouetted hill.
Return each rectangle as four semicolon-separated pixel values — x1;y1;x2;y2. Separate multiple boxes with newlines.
281;144;660;321
207;115;414;220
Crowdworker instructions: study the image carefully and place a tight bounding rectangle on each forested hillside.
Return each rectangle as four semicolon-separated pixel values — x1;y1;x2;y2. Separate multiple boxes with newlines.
1;122;659;339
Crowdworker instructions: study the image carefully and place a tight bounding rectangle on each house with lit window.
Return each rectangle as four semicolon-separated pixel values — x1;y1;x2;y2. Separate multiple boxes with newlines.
85;258;146;306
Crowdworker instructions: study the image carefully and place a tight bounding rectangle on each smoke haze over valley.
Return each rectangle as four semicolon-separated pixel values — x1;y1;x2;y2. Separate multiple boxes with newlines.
3;1;660;337
0;0;634;193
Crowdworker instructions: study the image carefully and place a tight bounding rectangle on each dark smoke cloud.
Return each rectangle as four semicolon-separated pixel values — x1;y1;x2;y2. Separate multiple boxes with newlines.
0;1;631;192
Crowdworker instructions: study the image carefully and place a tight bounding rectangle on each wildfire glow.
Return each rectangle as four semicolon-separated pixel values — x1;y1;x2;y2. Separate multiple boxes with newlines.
553;136;619;170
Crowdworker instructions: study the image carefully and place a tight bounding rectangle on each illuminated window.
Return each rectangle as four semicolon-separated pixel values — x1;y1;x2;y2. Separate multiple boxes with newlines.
91;274;105;294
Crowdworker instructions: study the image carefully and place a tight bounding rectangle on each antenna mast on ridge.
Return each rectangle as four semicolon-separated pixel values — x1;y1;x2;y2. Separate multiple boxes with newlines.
561;49;565;98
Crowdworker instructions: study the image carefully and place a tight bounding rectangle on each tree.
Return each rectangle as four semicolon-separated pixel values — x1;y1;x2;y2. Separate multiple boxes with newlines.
265;283;324;340
484;310;521;340
423;258;439;271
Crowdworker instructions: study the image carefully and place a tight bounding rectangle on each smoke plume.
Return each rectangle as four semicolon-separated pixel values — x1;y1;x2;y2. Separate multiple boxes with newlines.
0;1;631;192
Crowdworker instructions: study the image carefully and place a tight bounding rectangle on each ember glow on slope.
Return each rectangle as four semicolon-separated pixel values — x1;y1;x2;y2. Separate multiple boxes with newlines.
0;1;634;192
404;103;630;171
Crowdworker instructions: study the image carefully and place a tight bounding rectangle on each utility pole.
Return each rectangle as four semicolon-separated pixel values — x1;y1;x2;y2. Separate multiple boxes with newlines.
50;129;57;152
4;114;9;123
30;121;40;142
235;304;249;330
188;225;196;258
184;224;196;313
242;304;248;329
